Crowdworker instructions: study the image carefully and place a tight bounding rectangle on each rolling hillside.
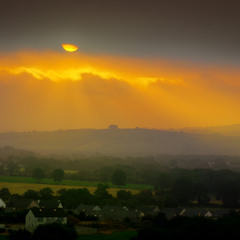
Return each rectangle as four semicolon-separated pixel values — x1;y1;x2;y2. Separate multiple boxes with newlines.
0;126;240;156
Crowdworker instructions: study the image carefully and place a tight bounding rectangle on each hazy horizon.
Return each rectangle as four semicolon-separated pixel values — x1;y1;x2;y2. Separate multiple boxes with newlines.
1;123;240;134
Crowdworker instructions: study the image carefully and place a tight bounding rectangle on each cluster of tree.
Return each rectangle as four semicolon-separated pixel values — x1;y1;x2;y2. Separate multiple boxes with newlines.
43;168;240;208
47;184;129;208
2;169;240;209
30;164;240;209
0;187;55;202
0;211;25;224
0;184;153;210
154;168;240;207
2;147;240;184
57;168;240;209
9;223;77;240
2;148;240;208
132;212;240;240
32;168;64;183
32;167;127;186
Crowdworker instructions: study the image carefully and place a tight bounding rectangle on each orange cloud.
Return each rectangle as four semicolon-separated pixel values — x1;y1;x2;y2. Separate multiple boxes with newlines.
0;51;185;86
0;51;240;132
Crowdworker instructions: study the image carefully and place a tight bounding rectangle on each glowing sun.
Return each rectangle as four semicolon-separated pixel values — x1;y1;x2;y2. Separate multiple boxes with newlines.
62;43;78;52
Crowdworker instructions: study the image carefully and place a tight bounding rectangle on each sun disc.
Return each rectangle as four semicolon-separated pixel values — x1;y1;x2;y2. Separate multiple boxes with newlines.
62;43;78;52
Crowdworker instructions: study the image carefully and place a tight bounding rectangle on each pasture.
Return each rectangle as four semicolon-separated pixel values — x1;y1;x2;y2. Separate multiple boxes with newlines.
0;176;152;197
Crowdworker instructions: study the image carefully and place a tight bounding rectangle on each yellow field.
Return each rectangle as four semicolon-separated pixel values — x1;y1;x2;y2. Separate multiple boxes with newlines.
64;170;79;174
0;182;140;197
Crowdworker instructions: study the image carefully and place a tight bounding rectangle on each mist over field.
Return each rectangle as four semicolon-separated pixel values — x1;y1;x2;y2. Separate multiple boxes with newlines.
1;125;240;156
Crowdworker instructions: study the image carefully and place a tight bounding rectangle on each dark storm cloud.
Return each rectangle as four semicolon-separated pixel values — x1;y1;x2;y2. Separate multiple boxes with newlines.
0;0;240;63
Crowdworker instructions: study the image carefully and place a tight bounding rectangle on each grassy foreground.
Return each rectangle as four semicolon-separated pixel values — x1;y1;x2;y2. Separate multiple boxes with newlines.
78;231;137;240
0;176;153;197
0;230;137;240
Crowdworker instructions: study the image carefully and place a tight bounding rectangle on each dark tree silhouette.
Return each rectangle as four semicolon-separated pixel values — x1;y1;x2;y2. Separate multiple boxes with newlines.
32;168;45;183
32;223;78;240
194;183;210;205
9;229;32;240
23;189;40;200
94;184;112;199
53;168;64;183
39;187;54;200
220;181;240;207
0;187;11;201
112;169;127;186
58;188;94;209
172;177;195;204
117;190;132;200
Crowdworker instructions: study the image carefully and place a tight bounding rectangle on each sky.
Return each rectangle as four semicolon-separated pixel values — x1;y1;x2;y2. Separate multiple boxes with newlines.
0;0;240;132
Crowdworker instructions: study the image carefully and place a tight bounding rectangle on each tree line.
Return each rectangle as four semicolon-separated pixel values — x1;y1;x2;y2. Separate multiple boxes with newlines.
32;167;127;187
0;184;146;209
31;167;240;208
9;223;77;240
2;152;240;183
154;168;240;208
2;151;240;208
132;211;240;240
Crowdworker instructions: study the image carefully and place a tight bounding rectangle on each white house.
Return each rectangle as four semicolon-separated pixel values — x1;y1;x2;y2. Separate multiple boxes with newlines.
25;207;67;232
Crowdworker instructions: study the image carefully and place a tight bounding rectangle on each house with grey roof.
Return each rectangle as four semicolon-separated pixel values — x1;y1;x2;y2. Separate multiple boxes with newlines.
135;206;161;218
25;207;67;232
75;204;137;222
160;208;184;219
160;208;232;219
37;199;63;208
101;205;137;222
75;204;101;212
180;208;213;217
75;204;102;219
6;198;39;212
0;199;6;208
210;208;231;218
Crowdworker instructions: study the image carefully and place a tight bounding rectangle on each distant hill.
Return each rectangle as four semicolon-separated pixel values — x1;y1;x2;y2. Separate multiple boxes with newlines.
0;145;36;159
181;124;240;137
0;127;240;156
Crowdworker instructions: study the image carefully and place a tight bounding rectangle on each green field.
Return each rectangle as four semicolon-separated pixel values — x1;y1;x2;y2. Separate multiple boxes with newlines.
0;176;153;197
78;231;137;240
0;176;152;190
